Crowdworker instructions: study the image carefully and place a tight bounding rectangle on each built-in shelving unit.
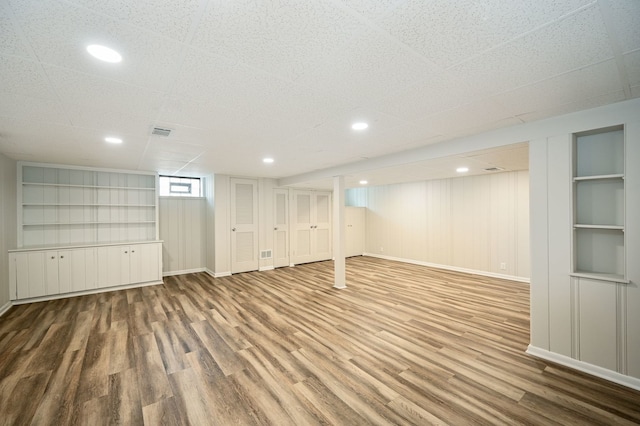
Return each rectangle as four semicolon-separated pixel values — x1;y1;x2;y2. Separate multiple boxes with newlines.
571;126;627;283
18;163;159;248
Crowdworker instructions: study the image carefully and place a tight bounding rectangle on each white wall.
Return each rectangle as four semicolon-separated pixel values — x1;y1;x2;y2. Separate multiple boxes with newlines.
528;100;640;389
0;153;17;312
159;197;206;275
347;170;530;280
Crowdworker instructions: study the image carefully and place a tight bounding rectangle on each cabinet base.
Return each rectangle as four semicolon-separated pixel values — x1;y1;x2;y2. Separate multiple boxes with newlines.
11;279;164;305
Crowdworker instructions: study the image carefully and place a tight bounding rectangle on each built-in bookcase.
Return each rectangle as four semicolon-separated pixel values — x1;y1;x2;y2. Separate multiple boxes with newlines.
18;163;158;248
571;126;626;282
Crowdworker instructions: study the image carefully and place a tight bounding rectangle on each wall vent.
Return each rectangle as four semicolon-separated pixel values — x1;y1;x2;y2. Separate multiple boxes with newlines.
260;250;272;259
484;167;504;172
151;127;172;137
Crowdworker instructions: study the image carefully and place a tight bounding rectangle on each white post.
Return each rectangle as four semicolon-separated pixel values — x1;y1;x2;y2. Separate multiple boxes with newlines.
333;175;346;289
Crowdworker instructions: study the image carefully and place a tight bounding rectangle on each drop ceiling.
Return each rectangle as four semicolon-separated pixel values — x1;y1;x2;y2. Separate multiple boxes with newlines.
0;0;638;188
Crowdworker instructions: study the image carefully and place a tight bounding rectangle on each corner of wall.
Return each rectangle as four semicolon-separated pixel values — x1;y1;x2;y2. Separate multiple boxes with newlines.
0;153;17;308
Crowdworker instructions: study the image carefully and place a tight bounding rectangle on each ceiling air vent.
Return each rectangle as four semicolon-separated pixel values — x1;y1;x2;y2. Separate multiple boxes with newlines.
484;167;504;172
151;127;172;137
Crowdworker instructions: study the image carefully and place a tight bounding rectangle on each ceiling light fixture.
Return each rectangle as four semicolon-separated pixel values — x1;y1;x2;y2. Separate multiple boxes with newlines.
105;136;123;144
263;157;274;164
456;167;469;173
87;44;122;63
352;122;368;130
359;180;368;185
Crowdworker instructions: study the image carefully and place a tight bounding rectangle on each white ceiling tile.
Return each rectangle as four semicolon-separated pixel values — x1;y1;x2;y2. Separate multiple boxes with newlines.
447;4;614;98
494;60;623;118
515;90;626;123
44;65;165;118
63;0;203;42
71;126;149;151
332;0;401;21
0;2;35;59
9;0;184;91
376;0;594;68
624;50;640;87
158;97;251;132
0;92;69;124
0;55;57;99
605;0;640;54
190;0;367;80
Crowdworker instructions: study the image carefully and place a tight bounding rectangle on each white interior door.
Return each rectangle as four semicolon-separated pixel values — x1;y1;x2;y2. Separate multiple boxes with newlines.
231;178;259;274
273;189;289;268
292;191;314;265
314;192;332;262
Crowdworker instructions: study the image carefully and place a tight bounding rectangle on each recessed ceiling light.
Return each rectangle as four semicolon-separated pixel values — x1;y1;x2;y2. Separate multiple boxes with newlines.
263;157;274;164
105;137;122;144
456;167;469;173
352;122;368;130
359;180;368;185
87;44;122;63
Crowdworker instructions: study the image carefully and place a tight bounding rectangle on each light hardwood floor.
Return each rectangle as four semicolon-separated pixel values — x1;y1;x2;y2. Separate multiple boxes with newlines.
1;256;639;425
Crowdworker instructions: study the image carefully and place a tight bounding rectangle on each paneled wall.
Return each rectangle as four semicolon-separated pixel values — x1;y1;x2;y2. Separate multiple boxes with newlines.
159;197;206;276
347;170;530;280
0;153;17;311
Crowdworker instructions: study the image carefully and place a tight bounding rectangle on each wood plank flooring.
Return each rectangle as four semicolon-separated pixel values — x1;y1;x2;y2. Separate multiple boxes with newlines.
1;256;639;425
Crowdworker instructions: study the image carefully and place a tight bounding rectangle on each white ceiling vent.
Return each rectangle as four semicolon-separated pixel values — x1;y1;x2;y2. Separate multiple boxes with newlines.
484;167;505;172
151;127;172;137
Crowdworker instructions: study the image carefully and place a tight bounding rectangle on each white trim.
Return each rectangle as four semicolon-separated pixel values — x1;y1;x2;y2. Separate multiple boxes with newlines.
363;253;530;283
205;268;215;278
11;280;164;305
0;301;12;317
163;267;205;277
526;345;640;391
214;271;231;278
259;266;275;272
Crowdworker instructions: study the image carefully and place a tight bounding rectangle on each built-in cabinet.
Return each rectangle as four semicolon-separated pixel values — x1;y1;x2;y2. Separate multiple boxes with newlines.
9;162;162;302
9;241;161;301
572;126;626;282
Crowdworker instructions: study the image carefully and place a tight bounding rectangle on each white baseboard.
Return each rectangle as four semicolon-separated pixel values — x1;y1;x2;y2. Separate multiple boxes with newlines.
526;345;640;391
363;253;530;283
214;271;231;278
163;267;205;277
259;266;275;272
205;268;215;278
11;280;164;305
0;301;12;317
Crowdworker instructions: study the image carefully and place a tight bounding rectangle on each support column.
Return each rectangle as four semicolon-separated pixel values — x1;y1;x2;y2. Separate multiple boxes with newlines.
333;175;346;289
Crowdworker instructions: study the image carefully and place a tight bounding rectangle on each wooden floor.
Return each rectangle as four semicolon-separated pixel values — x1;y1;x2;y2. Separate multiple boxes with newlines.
1;257;639;425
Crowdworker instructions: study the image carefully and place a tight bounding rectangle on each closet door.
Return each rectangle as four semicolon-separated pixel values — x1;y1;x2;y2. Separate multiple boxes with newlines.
313;192;332;262
273;189;289;268
230;178;259;274
292;191;314;265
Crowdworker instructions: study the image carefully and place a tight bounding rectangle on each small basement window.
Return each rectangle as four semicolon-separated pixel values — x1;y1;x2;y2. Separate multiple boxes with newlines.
159;176;202;197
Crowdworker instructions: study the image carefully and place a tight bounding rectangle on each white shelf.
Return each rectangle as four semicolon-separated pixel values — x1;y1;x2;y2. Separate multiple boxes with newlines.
22;182;155;190
18;163;159;249
574;224;624;230
573;174;624;181
570;272;629;284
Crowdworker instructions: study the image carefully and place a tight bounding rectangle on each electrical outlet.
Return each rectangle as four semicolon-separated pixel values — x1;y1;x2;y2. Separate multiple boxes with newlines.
500;262;507;270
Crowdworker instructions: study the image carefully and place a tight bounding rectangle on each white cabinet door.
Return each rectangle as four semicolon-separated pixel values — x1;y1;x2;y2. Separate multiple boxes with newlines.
65;248;96;292
45;252;61;295
98;245;127;288
57;251;70;294
84;248;97;290
12;252;46;299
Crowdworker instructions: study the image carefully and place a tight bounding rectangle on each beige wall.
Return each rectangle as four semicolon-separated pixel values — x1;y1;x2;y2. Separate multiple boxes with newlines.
0;153;17;310
159;196;206;275
347;170;530;280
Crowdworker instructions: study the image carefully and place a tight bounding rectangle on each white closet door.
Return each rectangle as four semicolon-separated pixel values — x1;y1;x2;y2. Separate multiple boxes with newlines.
313;192;332;262
231;178;259;274
292;191;314;265
273;189;289;268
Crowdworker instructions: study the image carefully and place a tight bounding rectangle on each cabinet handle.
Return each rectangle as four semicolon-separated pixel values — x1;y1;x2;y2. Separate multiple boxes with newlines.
131;250;135;253
60;256;64;259
274;227;278;230
232;228;236;231
125;251;128;254
51;256;55;259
